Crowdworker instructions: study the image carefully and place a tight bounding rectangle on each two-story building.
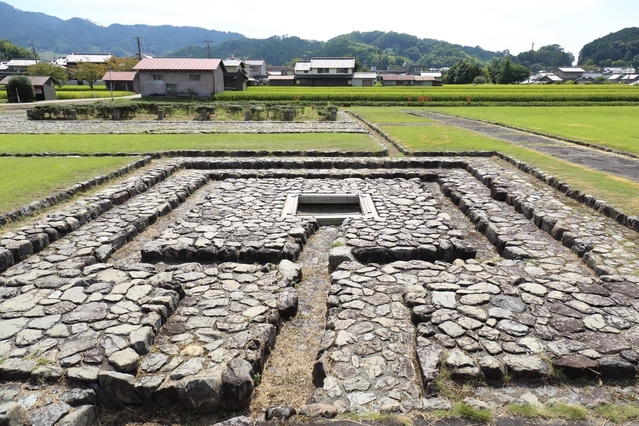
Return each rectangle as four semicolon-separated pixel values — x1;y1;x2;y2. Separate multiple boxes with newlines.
245;59;267;84
133;57;225;97
294;57;355;86
222;59;249;91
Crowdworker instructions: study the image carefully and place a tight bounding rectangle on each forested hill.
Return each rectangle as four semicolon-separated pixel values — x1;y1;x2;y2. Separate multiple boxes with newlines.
579;27;639;67
0;1;243;57
170;31;508;68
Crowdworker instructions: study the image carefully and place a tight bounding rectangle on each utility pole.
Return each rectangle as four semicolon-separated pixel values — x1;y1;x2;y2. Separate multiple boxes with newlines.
204;40;212;58
30;38;37;60
132;36;143;60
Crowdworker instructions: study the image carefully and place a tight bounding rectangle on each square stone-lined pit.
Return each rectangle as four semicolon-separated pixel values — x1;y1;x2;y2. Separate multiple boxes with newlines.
140;177;480;265
281;193;379;225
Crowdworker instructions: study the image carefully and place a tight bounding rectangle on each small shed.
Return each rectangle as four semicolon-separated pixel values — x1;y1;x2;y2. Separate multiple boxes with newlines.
352;72;377;87
267;75;295;87
0;75;57;101
101;71;140;93
381;74;442;86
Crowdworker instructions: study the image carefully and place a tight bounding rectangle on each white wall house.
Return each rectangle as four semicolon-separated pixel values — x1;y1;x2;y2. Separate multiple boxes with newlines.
294;57;356;86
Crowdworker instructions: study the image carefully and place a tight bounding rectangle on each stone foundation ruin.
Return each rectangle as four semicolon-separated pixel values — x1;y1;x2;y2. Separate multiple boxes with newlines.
1;156;639;423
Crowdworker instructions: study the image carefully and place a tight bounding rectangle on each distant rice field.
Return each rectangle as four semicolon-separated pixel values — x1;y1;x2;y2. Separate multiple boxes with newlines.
217;85;639;104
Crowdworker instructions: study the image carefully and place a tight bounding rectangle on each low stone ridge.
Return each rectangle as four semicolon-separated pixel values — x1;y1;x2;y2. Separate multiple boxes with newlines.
2;156;639;422
0;159;186;273
0;113;366;135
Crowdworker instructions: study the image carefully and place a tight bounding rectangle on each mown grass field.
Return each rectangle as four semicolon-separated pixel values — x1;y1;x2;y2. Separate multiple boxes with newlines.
427;105;639;155
349;106;639;217
0;156;138;213
0;133;379;155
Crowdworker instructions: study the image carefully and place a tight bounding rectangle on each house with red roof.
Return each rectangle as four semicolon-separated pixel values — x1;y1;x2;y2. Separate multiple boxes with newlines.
133;58;225;98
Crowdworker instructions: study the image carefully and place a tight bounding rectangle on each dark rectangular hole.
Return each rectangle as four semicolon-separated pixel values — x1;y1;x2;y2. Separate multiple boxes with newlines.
296;202;361;215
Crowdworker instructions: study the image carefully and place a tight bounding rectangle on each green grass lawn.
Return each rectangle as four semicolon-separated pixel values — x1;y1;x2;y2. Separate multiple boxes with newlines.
0;133;381;155
427;106;639;155
0;156;139;215
350;106;639;217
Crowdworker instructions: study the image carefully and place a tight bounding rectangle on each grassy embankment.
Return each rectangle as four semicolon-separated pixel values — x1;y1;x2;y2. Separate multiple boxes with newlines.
349;105;639;217
0;156;138;214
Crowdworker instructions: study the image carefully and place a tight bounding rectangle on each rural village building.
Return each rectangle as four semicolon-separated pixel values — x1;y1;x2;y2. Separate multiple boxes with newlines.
552;67;585;81
266;65;295;86
101;71;140;93
537;74;563;84
63;53;113;70
267;75;295;86
222;59;249;91
352;72;377;87
0;75;57;101
245;59;267;84
4;58;38;75
133;57;225;98
294;57;356;86
381;74;442;86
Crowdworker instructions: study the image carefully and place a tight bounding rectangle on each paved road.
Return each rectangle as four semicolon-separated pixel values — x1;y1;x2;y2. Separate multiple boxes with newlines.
424;111;639;184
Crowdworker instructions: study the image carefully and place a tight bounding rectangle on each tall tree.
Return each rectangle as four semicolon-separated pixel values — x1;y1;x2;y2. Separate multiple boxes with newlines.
6;75;35;103
442;59;487;84
0;39;33;60
105;56;139;71
71;62;107;89
492;58;530;84
26;62;68;86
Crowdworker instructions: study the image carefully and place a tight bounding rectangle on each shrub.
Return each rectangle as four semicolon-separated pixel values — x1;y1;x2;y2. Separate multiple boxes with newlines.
6;76;35;103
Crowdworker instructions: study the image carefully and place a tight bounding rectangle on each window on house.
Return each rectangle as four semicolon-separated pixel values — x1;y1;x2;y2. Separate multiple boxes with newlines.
166;84;177;95
189;74;201;81
337;68;348;73
153;74;164;81
317;68;329;73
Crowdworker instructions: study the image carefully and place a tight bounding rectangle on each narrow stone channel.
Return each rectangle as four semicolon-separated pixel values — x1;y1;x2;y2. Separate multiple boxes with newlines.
249;226;338;416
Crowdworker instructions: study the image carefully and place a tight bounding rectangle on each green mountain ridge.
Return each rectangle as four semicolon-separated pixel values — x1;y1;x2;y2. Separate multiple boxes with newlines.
2;1;636;70
0;1;243;57
579;27;639;68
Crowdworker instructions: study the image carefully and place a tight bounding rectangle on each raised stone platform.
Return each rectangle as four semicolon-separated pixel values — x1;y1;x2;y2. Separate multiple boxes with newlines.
1;156;639;424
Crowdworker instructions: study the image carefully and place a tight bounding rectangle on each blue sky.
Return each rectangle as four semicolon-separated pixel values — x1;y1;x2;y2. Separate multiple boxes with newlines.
4;0;639;60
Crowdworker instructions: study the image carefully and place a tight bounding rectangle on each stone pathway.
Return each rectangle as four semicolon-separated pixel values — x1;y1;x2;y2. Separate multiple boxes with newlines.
0;112;365;135
1;156;639;425
421;111;639;184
